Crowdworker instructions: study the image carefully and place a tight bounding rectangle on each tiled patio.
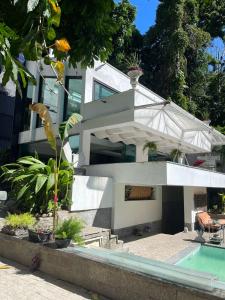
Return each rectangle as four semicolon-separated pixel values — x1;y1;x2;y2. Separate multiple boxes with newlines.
123;231;214;262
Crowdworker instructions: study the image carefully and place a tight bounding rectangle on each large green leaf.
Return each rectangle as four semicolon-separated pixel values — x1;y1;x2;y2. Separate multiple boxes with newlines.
35;175;47;194
17;184;29;200
46;173;55;192
18;156;45;165
58;113;83;141
12;174;33;182
28;164;46;171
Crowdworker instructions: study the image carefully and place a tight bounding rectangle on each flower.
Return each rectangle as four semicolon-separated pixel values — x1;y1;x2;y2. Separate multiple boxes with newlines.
52;61;64;82
48;0;61;14
55;38;71;52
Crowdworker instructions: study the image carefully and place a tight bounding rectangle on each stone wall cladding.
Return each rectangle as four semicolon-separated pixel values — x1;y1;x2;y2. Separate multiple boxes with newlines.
0;233;224;300
112;220;162;238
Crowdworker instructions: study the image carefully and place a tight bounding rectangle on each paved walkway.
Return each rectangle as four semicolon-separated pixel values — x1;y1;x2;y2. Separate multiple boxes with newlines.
0;257;107;300
124;231;203;261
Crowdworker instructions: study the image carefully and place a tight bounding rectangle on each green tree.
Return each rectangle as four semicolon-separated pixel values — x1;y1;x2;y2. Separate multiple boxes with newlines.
0;0;136;92
141;0;210;111
107;0;143;72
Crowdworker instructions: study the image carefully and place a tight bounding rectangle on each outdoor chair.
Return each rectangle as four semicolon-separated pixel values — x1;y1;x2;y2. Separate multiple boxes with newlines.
195;211;225;243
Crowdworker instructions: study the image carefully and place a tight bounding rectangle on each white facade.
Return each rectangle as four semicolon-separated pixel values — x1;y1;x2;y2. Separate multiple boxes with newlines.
17;60;225;235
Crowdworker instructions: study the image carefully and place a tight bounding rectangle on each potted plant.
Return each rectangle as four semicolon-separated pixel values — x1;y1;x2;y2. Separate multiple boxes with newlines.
201;111;211;125
1;213;36;237
28;224;53;243
125;53;143;89
55;217;84;248
143;142;157;160
170;149;183;163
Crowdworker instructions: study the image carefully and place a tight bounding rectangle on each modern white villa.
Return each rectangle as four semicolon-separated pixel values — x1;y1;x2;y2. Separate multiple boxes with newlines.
13;60;225;237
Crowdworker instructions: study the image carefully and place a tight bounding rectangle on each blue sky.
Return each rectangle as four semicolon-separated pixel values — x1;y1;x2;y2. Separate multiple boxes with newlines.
130;0;159;34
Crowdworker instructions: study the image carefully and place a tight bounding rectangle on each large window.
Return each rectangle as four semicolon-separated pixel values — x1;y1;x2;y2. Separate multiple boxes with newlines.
93;81;117;101
64;77;82;120
37;77;59;127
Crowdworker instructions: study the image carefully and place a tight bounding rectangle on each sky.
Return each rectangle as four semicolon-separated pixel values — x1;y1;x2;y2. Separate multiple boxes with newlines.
129;0;159;34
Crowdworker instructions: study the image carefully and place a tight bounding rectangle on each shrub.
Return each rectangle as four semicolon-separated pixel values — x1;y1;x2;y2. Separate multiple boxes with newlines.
5;213;36;229
0;157;73;214
55;218;84;243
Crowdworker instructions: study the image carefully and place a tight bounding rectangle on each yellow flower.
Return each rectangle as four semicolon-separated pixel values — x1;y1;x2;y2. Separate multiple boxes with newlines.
48;0;61;14
55;38;71;52
53;61;64;82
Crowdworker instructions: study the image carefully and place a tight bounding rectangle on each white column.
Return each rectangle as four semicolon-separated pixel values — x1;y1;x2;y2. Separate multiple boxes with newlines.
136;145;148;162
78;131;91;166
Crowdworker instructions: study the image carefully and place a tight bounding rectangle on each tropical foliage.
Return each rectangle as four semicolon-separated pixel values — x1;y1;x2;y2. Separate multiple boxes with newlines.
55;217;84;243
1;156;73;213
5;213;36;229
0;0;138;90
29;103;82;234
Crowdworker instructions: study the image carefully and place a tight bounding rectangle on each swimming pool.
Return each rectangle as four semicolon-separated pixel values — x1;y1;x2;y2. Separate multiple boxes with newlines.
177;245;225;282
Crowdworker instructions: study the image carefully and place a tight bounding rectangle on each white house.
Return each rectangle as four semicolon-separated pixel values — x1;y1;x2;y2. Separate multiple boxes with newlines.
16;60;225;237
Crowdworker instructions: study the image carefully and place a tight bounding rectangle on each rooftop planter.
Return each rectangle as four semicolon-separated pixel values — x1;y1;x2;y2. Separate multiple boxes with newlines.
126;53;143;89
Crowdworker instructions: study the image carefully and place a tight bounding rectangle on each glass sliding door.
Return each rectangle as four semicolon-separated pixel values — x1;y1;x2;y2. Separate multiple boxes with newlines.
37;77;59;127
64;77;82;120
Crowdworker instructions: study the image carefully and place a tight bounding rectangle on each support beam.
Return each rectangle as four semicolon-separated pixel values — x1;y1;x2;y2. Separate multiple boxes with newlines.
136;145;148;162
78;131;91;166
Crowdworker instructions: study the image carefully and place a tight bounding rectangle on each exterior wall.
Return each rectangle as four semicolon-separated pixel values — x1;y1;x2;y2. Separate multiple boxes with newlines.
85;163;163;234
71;175;113;211
71;175;113;228
113;184;162;235
184;186;207;231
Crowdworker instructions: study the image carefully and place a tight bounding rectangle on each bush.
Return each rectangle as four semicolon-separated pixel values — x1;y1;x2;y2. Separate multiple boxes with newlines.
55;218;84;243
5;213;36;229
0;156;73;214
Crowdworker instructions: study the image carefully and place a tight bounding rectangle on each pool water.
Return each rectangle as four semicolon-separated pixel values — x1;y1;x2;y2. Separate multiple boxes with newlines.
177;245;225;282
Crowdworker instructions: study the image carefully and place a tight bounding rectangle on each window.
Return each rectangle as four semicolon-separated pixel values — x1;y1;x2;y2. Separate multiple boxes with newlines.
69;135;80;153
37;77;59;127
64;77;82;120
21;82;33;131
125;186;155;201
94;81;117;101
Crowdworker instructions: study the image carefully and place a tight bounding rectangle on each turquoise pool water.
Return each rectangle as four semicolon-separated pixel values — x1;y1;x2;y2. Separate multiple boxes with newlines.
177;245;225;282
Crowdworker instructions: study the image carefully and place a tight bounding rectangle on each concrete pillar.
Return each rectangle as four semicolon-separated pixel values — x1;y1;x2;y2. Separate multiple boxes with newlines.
183;186;207;231
78;131;91;166
136;145;148;162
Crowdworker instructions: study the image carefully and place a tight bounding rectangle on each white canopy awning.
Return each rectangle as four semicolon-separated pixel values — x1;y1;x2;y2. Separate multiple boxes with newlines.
92;89;225;154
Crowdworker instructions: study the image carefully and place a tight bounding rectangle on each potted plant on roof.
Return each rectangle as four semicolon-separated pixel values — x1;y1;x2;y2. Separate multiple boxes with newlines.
143;141;157;161
201;111;211;126
126;53;143;89
170;149;183;163
55;217;84;248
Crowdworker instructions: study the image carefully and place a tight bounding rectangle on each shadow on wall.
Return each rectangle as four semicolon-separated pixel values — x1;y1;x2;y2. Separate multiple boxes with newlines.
72;176;113;228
